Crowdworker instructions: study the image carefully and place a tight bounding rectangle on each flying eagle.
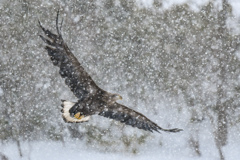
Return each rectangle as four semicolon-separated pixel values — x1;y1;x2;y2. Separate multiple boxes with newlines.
38;12;182;133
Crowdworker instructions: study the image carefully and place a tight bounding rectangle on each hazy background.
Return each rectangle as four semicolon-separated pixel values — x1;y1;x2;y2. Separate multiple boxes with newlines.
1;0;240;159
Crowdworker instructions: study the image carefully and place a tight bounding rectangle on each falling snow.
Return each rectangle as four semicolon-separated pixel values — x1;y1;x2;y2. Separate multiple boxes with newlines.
1;0;240;160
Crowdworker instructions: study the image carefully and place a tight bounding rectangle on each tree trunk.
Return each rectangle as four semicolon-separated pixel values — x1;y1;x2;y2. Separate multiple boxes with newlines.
16;140;23;157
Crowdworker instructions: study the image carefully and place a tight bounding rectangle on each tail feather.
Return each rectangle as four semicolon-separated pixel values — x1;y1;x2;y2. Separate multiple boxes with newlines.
61;100;90;123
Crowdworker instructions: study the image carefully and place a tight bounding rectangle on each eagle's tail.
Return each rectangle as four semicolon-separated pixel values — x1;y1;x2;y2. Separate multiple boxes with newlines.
60;100;90;123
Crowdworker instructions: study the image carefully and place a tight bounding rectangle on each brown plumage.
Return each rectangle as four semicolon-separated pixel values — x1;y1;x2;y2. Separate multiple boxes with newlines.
38;11;183;133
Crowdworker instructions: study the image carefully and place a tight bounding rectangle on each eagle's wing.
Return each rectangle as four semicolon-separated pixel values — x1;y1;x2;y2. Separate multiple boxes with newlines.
99;103;182;133
39;12;101;99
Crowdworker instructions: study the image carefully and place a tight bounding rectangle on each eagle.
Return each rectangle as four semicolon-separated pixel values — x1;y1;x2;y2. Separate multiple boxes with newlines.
38;11;182;133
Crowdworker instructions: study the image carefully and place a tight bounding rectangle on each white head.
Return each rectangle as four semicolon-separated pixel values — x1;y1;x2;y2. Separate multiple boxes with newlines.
102;92;123;104
111;93;123;102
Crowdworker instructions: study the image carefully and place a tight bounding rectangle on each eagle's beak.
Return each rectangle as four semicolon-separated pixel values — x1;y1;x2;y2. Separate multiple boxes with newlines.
119;96;123;100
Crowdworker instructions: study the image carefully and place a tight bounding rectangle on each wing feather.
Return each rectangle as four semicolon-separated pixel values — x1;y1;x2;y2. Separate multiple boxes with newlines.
39;13;101;100
99;103;183;133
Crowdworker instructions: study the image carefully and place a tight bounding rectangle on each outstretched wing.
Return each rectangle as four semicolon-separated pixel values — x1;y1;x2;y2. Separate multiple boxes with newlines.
99;103;182;133
39;11;101;100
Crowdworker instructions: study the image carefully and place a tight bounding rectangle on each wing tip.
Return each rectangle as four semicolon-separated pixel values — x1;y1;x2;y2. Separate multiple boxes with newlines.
38;19;46;33
160;128;183;133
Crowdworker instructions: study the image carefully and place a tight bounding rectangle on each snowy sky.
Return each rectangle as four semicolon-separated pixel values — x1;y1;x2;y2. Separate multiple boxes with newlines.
139;0;240;17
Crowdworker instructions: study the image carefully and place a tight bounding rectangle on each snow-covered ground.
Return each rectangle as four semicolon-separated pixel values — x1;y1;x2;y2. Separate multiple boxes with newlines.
1;126;240;160
1;140;239;160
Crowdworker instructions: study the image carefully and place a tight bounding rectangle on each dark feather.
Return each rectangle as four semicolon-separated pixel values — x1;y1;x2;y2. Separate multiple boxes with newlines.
39;12;102;100
99;103;183;133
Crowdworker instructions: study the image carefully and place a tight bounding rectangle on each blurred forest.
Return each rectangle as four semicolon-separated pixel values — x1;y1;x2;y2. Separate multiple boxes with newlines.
1;0;240;159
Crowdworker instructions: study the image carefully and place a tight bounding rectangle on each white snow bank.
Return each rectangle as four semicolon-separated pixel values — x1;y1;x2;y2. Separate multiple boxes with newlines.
1;130;239;160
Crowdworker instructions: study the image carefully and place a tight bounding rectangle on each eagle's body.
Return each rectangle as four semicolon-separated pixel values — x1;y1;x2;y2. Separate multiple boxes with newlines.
39;11;182;133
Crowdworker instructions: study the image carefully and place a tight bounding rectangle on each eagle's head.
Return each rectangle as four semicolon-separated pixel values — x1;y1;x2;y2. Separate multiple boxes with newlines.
111;94;123;102
102;92;122;104
104;93;122;104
